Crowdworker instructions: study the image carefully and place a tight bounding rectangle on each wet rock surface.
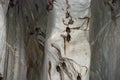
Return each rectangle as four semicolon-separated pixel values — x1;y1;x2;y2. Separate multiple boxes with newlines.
4;0;47;80
1;0;91;80
90;0;120;80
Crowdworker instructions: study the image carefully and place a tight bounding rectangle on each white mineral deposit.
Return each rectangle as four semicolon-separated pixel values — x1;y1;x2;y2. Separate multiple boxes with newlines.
44;0;91;80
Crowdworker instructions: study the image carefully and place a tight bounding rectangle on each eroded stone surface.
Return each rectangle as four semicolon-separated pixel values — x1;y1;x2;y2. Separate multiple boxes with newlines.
0;2;7;77
44;0;91;80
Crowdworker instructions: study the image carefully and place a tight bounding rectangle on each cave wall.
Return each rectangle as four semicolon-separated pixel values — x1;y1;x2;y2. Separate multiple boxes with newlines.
0;1;7;77
2;0;120;80
5;0;48;80
90;0;120;80
44;0;91;80
1;0;91;80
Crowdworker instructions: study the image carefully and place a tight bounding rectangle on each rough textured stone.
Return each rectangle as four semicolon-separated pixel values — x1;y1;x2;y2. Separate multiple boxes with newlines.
4;0;48;80
90;0;120;80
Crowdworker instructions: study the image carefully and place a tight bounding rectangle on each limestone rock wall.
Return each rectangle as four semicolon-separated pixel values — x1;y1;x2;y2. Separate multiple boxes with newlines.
4;0;48;80
90;0;120;80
